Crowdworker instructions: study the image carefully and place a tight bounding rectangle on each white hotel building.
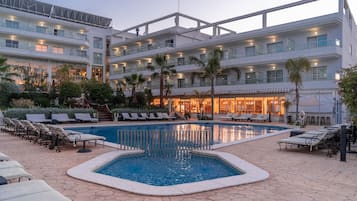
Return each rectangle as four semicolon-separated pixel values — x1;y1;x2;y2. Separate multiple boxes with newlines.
0;0;112;86
109;0;357;124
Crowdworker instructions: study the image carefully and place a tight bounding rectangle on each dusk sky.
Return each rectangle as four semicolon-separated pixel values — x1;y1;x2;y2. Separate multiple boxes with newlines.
37;0;357;30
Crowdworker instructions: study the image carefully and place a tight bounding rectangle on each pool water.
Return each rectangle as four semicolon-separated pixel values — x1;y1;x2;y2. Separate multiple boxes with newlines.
96;153;241;186
69;122;286;145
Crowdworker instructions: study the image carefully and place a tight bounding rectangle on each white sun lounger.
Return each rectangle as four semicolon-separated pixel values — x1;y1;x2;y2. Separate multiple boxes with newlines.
148;113;162;120
219;113;233;121
121;113;137;120
0;161;23;169
0;167;32;182
52;113;76;123
158;112;176;120
130;113;146;120
74;113;98;123
0;180;71;201
0;152;10;161
251;114;269;122
26;114;52;124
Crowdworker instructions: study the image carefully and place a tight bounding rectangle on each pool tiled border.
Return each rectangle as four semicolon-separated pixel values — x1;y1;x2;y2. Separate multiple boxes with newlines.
67;150;269;196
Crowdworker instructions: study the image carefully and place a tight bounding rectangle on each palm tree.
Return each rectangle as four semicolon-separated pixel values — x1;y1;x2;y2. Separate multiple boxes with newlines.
147;54;176;108
124;73;146;103
285;57;311;122
57;64;71;82
0;56;18;82
190;48;224;120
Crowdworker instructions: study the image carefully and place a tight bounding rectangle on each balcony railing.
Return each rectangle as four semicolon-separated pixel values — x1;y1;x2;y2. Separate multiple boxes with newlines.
0;18;88;41
112;41;174;57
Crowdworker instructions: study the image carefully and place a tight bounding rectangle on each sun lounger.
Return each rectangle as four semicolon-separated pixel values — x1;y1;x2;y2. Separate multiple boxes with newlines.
0;152;10;161
20;120;40;142
47;125;105;152
140;113;149;120
251;114;269;122
121;113;137;120
148;113;162;120
51;113;76;123
158;112;176;120
233;114;251;121
26;114;52;124
131;113;146;120
0;167;32;182
219;113;233;121
0;180;71;201
11;119;27;137
1;118;16;133
0;161;23;169
74;113;98;123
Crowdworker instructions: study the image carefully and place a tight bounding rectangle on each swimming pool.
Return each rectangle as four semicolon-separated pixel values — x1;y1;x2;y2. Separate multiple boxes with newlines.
96;153;242;186
68;122;286;146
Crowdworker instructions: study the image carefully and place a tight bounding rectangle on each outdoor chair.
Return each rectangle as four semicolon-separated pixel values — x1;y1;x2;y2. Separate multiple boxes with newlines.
0;180;71;201
26;114;52;124
251;114;269;122
140;113;149;120
20;120;40;142
121;113;137;120
0;167;32;182
11;119;27;138
1;118;16;134
47;125;105;152
233;114;251;121
74;113;98;123
148;113;162;120
32;123;53;146
218;113;233;121
158;112;176;120
51;113;76;124
130;113;146;120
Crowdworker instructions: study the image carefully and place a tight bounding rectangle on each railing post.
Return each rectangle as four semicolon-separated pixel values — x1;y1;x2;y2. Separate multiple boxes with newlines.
340;125;347;162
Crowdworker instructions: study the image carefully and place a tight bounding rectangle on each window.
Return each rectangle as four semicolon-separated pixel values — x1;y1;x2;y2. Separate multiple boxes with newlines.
267;42;283;54
54;29;64;36
199;53;206;61
177;57;185;65
245;72;256;84
5;20;19;29
35;44;48;52
147;43;153;50
52;47;64;54
77;33;87;40
36;26;47;33
216;75;228;85
93;53;103;64
5;40;18;48
307;34;327;48
312;66;327;80
245;46;256;56
77;50;87;57
267;70;283;83
177;79;185;88
165;39;174;47
200;77;207;87
93;37;103;49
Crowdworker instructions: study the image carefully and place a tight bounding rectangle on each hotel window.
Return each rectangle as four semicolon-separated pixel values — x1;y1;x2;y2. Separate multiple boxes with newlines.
245;46;256;56
5;40;18;48
165;39;174;47
93;53;103;65
77;33;87;40
307;34;327;48
77;50;87;57
199;53;206;61
93;37;103;49
147;43;153;50
245;72;256;84
267;70;283;83
267;41;283;54
200;77;207;86
54;29;64;36
312;66;327;80
177;79;185;88
216;75;228;85
52;47;64;54
36;26;47;33
35;44;48;52
5;20;19;29
177;57;185;65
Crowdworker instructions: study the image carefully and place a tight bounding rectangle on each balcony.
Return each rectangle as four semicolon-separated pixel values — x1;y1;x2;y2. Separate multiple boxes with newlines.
0;42;89;64
0;19;89;46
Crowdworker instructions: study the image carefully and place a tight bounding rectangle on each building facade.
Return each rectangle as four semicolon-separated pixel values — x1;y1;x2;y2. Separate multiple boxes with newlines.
109;0;357;124
0;0;112;91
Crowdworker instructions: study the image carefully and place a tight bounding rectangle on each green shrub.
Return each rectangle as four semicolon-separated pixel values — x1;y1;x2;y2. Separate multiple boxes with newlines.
10;98;34;108
0;81;20;108
4;108;96;119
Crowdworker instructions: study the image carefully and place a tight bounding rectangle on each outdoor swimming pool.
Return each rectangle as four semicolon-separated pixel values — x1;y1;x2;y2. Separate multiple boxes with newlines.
68;122;287;145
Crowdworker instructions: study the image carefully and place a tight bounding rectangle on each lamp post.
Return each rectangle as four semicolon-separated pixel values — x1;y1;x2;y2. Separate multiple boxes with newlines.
334;72;342;124
335;71;346;162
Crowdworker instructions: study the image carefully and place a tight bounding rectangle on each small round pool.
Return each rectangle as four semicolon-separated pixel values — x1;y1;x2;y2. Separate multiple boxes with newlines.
96;153;241;186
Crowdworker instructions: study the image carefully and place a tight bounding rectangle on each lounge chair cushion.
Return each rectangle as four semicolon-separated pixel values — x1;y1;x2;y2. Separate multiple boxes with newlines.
52;114;76;123
0;152;10;161
0;161;23;169
0;167;32;181
74;113;98;122
26;114;52;123
0;180;71;201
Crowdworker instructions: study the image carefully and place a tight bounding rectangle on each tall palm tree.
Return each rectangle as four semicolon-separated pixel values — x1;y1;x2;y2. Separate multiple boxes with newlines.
124;73;146;103
285;57;311;122
0;56;18;82
147;54;176;108
190;48;224;120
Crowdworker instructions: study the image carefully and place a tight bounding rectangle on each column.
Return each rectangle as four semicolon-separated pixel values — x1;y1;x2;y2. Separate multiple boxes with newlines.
262;13;267;28
338;0;344;15
47;60;52;84
86;64;92;79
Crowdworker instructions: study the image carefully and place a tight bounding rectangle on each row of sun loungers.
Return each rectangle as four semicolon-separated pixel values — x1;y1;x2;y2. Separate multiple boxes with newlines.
277;125;341;152
25;113;98;124
121;112;176;121
0;152;71;201
1;117;105;152
219;113;269;122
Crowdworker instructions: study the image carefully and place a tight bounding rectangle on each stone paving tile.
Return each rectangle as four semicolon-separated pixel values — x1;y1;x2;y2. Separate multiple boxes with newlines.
1;125;357;201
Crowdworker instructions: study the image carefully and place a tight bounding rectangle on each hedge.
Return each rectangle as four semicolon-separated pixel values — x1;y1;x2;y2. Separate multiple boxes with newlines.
4;108;97;120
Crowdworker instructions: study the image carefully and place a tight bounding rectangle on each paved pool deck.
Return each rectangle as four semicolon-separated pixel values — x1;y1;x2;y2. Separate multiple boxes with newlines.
0;121;356;201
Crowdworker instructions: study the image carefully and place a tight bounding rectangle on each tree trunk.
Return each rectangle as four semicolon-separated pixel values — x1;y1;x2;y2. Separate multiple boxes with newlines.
211;77;214;120
132;86;137;103
295;84;299;122
159;74;164;108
